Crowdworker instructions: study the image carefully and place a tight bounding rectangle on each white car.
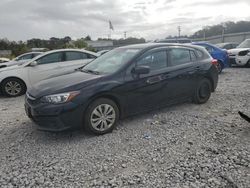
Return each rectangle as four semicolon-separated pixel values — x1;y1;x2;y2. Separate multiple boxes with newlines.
0;58;10;63
228;39;250;67
0;49;98;97
0;52;43;69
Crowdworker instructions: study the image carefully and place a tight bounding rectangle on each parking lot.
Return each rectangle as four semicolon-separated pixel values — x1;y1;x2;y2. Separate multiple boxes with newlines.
0;68;249;187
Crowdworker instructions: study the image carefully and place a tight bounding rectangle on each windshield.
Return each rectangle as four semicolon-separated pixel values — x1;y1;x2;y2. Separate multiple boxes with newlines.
237;40;250;48
215;43;224;48
82;48;140;74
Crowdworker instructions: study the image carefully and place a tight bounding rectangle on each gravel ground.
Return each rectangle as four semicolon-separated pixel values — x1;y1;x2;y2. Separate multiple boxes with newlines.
0;68;250;188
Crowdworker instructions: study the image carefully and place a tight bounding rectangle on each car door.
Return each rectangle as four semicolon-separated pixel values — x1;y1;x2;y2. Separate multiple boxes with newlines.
28;52;63;85
122;48;170;115
59;51;95;71
163;47;200;101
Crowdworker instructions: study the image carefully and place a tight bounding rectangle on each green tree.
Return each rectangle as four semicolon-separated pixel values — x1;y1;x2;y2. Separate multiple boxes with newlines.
74;39;88;49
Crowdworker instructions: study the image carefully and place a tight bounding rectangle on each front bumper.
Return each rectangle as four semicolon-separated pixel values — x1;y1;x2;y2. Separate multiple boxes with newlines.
229;56;236;65
25;95;84;131
235;55;249;66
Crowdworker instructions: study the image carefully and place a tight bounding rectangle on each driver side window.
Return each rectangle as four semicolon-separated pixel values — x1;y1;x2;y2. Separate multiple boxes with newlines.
37;52;63;65
137;50;167;71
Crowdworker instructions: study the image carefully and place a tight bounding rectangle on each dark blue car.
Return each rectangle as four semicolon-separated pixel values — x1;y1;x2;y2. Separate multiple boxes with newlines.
192;42;229;73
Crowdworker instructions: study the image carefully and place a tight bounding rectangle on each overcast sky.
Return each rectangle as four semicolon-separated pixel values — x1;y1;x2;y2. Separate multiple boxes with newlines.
0;0;250;41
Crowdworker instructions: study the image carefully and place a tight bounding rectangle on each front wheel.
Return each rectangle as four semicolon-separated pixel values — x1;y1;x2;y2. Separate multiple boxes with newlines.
193;78;212;104
1;78;26;97
84;98;119;135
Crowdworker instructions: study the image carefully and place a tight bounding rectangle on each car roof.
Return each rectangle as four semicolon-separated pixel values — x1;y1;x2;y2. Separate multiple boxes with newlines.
119;43;205;51
17;52;43;57
39;48;98;55
217;42;238;45
23;48;98;66
34;49;98;59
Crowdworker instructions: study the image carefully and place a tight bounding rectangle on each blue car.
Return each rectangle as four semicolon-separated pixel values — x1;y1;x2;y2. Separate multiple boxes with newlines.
192;42;229;73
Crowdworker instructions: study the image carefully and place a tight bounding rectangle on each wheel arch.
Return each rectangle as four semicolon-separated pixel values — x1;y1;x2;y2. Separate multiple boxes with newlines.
217;59;224;67
204;76;215;92
85;92;123;119
0;76;27;92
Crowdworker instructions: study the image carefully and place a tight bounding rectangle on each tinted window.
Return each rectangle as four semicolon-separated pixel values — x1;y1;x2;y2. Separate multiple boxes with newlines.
224;44;231;49
65;52;87;61
17;54;33;61
37;52;63;65
169;48;191;66
205;46;213;53
190;50;197;61
196;50;203;59
137;50;167;71
232;44;238;48
32;53;41;58
88;54;97;59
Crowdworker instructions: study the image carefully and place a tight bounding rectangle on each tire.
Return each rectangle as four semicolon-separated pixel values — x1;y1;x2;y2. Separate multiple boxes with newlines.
193;78;212;104
246;60;250;68
84;98;119;135
1;78;26;97
217;61;223;73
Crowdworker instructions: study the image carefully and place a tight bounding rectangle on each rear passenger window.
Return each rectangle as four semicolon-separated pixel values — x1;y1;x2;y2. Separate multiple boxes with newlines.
169;48;191;66
196;50;203;59
205;46;214;53
65;52;87;61
190;50;197;61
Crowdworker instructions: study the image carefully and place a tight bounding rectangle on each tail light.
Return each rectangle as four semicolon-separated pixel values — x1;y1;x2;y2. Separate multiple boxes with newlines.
211;59;218;65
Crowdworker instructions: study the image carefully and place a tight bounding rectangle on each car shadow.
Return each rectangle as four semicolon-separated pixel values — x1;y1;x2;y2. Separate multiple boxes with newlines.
3;101;191;146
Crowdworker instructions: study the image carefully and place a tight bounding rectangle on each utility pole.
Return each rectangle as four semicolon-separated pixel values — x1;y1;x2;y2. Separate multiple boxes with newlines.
202;26;206;41
221;23;226;43
124;31;127;39
178;26;181;38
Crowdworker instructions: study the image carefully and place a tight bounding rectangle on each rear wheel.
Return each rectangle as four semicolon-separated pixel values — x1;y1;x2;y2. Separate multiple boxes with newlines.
193;78;212;104
1;78;26;97
84;98;119;135
217;61;223;73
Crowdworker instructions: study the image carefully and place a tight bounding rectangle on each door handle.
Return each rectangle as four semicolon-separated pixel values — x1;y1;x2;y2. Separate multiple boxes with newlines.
195;66;201;70
146;76;162;84
187;71;196;74
188;66;200;74
161;73;170;80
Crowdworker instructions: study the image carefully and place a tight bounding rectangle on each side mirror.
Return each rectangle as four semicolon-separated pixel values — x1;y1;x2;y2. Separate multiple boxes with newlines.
131;66;150;75
29;61;38;67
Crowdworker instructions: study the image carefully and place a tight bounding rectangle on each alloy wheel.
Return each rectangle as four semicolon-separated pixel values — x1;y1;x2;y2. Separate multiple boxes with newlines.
90;104;116;132
5;81;22;96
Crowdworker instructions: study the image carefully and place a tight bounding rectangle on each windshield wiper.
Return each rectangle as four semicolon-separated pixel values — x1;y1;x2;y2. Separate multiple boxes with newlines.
80;69;100;75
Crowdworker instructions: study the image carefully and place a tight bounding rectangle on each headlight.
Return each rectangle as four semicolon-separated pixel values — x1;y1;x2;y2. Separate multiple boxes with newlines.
41;91;80;104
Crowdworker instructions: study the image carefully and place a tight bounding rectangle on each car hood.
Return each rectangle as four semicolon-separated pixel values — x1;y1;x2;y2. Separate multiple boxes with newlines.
28;70;103;98
0;63;24;71
228;48;250;55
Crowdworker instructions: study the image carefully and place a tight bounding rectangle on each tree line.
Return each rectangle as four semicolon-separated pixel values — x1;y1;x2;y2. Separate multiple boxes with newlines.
191;21;250;39
0;36;146;57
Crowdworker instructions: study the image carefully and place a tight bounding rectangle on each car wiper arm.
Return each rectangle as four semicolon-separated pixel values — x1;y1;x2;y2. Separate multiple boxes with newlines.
80;69;100;75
